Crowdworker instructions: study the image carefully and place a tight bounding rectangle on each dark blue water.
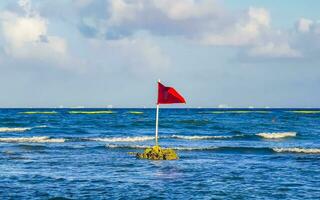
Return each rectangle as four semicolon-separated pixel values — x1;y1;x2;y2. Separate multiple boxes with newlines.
0;108;320;199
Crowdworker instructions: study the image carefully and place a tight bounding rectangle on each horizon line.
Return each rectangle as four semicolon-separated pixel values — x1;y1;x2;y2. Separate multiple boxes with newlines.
1;107;320;109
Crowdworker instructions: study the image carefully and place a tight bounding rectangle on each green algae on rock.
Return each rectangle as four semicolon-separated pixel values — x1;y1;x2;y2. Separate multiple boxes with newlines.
68;111;114;114
20;111;57;114
136;145;179;160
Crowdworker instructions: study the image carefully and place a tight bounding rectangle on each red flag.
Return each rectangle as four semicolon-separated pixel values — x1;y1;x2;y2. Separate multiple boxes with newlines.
157;82;186;104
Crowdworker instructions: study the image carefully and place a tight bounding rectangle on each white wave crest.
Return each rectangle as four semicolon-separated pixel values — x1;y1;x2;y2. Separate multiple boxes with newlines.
0;127;32;132
105;144;218;151
257;132;296;139
35;125;47;128
90;136;154;142
106;144;148;149
0;136;65;143
172;146;218;151
170;135;233;140
273;148;320;154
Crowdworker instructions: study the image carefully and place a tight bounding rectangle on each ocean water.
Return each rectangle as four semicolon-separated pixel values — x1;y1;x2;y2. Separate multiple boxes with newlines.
0;108;320;199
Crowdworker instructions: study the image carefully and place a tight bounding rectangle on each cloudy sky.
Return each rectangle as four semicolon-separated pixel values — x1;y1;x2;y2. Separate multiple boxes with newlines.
0;0;320;108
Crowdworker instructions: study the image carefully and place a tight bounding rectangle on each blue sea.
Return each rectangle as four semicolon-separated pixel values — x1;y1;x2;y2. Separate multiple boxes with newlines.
0;108;320;199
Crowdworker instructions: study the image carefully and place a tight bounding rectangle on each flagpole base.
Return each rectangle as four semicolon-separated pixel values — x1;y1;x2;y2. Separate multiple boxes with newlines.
136;145;179;160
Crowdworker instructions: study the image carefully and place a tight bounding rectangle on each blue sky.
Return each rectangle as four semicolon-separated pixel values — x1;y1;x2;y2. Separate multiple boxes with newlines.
0;0;319;108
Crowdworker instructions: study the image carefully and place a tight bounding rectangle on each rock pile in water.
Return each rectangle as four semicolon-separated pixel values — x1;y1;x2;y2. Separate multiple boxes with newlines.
136;145;178;160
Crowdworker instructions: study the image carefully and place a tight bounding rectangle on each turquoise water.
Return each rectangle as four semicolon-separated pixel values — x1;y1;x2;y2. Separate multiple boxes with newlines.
0;108;320;199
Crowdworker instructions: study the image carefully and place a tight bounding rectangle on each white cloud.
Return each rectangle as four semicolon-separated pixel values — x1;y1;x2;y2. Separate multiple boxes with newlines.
108;0;143;25
104;2;270;48
2;0;318;67
0;1;67;61
107;0;219;25
86;1;302;59
248;42;302;58
295;18;320;35
1;11;47;48
88;35;170;74
79;0;222;38
73;0;94;8
248;7;270;27
153;0;218;20
200;7;270;46
296;18;313;33
18;0;33;16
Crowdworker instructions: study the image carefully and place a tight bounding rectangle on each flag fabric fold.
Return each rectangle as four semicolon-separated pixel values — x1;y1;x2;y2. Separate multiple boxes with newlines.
157;82;186;104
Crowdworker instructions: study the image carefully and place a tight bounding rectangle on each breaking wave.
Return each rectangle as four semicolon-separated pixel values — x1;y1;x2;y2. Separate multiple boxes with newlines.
105;144;219;151
170;135;234;140
105;145;268;152
0;125;47;133
89;135;238;142
0;127;32;132
106;144;148;149
0;136;65;143
106;145;320;154
256;132;297;139
272;148;320;154
88;136;154;142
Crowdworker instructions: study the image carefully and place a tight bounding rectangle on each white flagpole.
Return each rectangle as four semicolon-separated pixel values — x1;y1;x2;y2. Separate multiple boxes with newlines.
155;79;160;146
155;104;159;146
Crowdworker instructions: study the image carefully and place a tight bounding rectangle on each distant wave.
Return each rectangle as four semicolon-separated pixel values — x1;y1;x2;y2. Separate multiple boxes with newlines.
35;125;47;128
0;127;32;132
256;132;296;139
289;111;320;114
0;136;65;143
0;126;47;133
20;111;57;114
105;144;218;151
68;111;115;114
106;144;148;149
273;148;320;154
171;146;219;151
89;136;154;142
89;135;237;142
105;145;267;152
106;144;320;154
170;135;234;140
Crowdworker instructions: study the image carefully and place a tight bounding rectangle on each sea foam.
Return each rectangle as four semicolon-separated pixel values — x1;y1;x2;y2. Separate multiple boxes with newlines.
106;144;320;153
273;148;320;154
106;144;148;149
170;135;233;140
256;132;296;139
172;146;219;151
0;127;32;132
0;136;65;143
89;136;154;142
92;135;236;142
105;144;218;151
